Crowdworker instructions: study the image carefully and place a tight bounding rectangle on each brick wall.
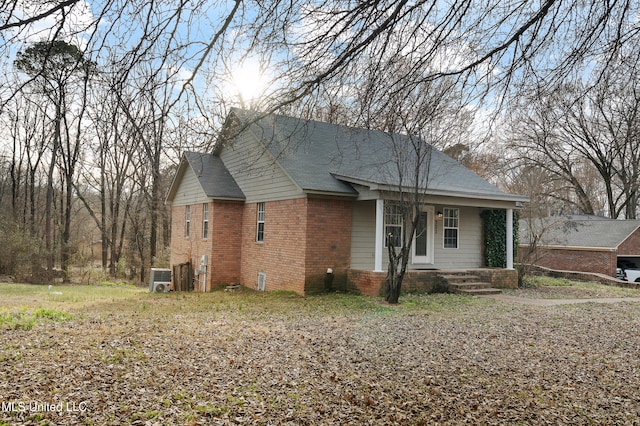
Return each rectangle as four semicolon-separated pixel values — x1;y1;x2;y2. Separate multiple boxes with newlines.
304;197;353;293
347;270;385;296
618;228;640;256
521;246;617;276
348;268;519;295
347;270;444;296
476;268;518;289
170;203;213;291
240;198;308;295
210;201;243;287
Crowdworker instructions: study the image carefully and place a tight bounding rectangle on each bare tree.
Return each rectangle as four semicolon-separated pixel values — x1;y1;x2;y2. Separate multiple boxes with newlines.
76;75;140;275
1;0;639;285
14;40;95;278
508;50;640;219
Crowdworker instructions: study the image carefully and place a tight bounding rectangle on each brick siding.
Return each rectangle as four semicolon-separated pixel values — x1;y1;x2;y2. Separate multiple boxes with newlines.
347;270;385;296
170;203;213;290
170;201;244;291
304;198;353;293
618;227;640;256
210;201;243;286
240;198;308;294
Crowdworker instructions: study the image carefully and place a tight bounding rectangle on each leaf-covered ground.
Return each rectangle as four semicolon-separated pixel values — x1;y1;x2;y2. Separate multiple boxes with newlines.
1;283;640;425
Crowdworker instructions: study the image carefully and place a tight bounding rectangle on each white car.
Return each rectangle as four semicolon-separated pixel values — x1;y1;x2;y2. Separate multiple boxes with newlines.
623;269;640;282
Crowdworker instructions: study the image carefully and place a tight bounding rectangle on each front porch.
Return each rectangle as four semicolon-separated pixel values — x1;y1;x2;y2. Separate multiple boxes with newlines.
347;268;519;297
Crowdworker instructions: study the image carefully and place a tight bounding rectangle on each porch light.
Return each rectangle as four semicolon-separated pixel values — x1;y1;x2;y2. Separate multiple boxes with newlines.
436;211;443;220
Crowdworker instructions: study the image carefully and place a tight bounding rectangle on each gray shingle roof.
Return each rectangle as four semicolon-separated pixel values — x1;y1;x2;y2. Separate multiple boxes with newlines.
183;151;245;200
519;217;640;249
232;108;526;201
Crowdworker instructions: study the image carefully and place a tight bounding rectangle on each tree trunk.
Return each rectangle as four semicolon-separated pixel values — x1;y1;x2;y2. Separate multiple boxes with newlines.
384;241;404;304
44;107;60;273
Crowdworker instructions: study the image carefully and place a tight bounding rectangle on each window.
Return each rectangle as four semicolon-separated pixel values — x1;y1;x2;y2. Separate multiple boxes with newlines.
384;201;403;247
185;205;191;238
443;208;459;249
202;203;209;239
256;202;265;242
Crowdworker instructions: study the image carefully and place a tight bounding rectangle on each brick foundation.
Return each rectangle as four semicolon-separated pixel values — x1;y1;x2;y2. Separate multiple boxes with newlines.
347;268;517;296
347;270;385;296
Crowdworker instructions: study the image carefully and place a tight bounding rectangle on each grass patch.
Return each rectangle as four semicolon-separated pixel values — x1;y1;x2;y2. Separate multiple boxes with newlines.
0;283;145;311
521;275;574;288
0;307;72;330
0;310;35;330
98;281;138;288
508;276;640;299
0;283;492;322
33;308;73;322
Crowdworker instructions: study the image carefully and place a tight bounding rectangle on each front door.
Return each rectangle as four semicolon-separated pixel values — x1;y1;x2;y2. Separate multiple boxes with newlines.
412;206;434;265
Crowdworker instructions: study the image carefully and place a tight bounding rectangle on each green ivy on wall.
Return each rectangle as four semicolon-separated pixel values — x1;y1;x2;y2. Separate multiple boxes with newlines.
481;209;519;268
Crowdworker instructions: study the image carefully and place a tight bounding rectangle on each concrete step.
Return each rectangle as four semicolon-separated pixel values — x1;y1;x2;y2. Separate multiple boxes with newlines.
439;274;503;295
456;287;503;295
439;274;480;283
448;281;494;291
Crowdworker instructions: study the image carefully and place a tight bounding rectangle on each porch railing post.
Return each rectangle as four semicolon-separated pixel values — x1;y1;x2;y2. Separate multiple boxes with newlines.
374;199;384;272
506;208;514;270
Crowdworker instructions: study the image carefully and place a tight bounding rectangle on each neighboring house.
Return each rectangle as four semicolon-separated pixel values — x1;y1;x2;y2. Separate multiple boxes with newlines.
519;215;640;277
166;109;528;295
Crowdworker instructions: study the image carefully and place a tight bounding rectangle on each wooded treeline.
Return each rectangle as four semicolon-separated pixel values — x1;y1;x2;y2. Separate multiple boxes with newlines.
0;0;638;282
0;40;187;282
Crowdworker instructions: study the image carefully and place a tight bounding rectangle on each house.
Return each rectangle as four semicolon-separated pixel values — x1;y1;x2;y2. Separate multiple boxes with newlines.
519;215;640;277
166;109;528;295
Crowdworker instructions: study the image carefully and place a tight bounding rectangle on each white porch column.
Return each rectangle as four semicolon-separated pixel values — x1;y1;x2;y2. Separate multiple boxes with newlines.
374;199;384;272
506;208;514;270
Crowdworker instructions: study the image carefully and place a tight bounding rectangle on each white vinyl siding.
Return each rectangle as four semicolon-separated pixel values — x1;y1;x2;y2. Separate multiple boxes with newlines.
349;202;483;271
350;201;376;269
171;167;210;206
433;206;482;268
219;132;302;202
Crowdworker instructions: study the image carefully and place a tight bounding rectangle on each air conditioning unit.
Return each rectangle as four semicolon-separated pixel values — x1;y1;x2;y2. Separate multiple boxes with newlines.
149;268;171;293
151;281;170;293
257;272;266;291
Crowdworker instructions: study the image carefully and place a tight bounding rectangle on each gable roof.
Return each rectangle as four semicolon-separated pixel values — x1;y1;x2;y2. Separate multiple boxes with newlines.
519;216;640;249
166;151;245;203
223;108;527;203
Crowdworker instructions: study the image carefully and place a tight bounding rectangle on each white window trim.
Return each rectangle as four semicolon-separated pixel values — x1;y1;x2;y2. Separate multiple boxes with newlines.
185;205;191;238
256;202;265;242
202;203;209;239
443;207;459;249
383;201;403;248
